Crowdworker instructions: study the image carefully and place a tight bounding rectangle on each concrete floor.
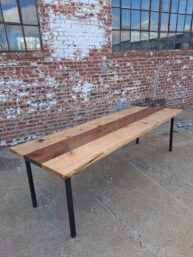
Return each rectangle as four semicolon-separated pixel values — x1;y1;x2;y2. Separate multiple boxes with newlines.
0;107;193;257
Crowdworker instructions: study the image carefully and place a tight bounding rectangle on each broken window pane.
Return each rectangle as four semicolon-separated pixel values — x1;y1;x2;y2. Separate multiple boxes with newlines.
24;26;41;50
175;32;184;48
112;8;120;29
19;0;38;25
167;33;176;49
6;25;25;51
182;33;190;49
1;0;20;23
122;9;130;29
0;24;8;51
141;11;149;30
121;31;130;50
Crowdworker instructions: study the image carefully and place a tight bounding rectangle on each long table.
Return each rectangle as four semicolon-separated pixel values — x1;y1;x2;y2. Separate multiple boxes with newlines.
9;106;182;238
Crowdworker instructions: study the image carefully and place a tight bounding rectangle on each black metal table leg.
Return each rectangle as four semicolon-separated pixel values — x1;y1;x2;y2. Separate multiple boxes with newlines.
169;117;174;152
25;160;37;208
65;178;76;238
136;137;139;144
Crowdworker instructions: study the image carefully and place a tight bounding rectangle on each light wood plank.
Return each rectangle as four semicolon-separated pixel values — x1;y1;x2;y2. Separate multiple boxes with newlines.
42;108;182;179
9;106;146;158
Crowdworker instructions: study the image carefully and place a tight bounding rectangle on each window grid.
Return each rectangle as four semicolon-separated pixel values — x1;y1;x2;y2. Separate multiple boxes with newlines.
112;0;193;50
0;0;42;52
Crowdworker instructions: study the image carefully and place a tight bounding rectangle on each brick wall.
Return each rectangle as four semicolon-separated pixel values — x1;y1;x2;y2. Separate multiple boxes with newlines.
0;0;193;147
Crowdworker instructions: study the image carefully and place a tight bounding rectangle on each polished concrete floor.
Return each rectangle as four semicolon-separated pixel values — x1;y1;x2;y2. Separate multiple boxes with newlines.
0;107;193;257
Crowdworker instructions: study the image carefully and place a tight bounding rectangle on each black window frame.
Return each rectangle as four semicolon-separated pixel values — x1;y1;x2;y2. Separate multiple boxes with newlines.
112;0;193;50
0;0;42;52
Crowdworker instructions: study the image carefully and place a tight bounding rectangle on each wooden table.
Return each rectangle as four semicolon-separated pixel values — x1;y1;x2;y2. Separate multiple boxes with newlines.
9;106;182;238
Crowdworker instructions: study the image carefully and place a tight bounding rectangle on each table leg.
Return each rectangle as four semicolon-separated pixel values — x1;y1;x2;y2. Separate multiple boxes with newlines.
169;117;174;152
136;138;139;144
65;178;76;238
25;160;37;208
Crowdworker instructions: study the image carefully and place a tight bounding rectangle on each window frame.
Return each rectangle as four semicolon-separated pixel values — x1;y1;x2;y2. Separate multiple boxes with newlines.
0;0;42;52
112;0;193;51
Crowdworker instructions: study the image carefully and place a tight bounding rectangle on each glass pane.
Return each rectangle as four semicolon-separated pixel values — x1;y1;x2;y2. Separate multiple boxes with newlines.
131;31;140;49
151;0;160;11
122;9;130;29
160;32;168;49
179;0;187;13
1;0;20;23
132;0;140;9
177;14;185;31
112;0;120;7
184;15;191;32
182;33;190;49
19;0;38;25
0;24;8;51
142;0;150;10
112;30;120;50
175;32;183;48
162;0;170;12
112;8;120;29
190;35;193;49
141;11;149;30
171;0;179;13
167;33;176;49
122;0;130;8
140;32;149;49
161;13;169;32
24;26;41;50
121;31;130;50
149;32;158;49
6;25;25;51
0;5;3;22
170;14;177;31
131;10;140;29
187;0;193;14
150;12;159;31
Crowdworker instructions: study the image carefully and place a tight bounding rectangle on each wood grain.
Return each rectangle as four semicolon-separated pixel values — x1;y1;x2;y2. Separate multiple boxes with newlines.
42;108;182;179
24;107;161;166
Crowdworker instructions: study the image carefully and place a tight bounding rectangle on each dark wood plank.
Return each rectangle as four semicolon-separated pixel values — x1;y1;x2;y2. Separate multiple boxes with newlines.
25;107;161;166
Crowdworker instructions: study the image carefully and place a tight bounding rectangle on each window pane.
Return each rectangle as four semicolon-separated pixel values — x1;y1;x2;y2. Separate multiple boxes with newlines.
141;11;149;30
112;30;120;50
179;0;187;13
0;5;3;22
162;0;170;12
170;14;177;31
161;13;169;32
171;0;179;13
6;25;25;51
175;32;184;48
160;32;168;49
112;0;120;7
142;0;150;10
121;31;130;50
132;0;140;9
24;26;41;50
131;10;140;29
187;0;193;14
151;0;160;11
184;15;191;32
19;0;38;25
1;0;20;23
122;9;130;29
122;0;130;8
149;32;158;49
131;31;140;49
112;8;120;29
141;32;149;49
177;14;185;31
167;33;176;49
0;24;8;51
182;33;190;49
150;12;159;31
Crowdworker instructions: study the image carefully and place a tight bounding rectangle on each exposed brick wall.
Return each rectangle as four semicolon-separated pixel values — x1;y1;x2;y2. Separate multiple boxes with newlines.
0;0;193;147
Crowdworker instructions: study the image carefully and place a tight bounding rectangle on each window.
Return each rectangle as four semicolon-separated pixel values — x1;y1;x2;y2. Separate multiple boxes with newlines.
112;0;193;50
0;0;42;52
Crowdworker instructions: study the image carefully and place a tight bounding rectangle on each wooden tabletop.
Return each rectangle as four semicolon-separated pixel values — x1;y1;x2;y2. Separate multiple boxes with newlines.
10;107;182;179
